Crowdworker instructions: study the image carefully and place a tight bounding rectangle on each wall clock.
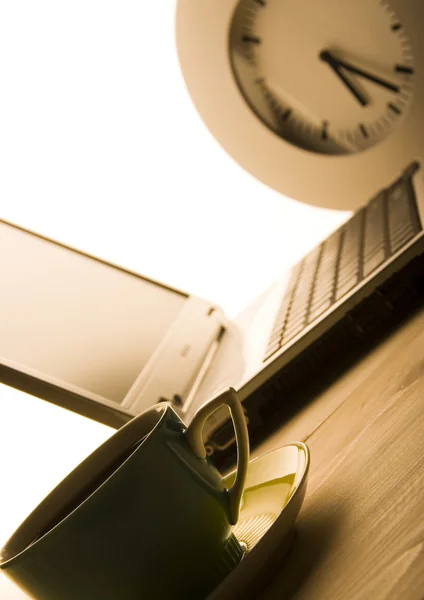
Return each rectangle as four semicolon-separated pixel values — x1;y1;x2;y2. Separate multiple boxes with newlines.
175;0;424;210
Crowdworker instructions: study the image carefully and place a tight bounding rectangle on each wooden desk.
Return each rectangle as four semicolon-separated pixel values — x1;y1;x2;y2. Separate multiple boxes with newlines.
254;307;424;600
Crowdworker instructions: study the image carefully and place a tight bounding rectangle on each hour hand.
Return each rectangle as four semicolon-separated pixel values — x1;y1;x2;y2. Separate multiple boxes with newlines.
320;50;369;107
321;50;401;94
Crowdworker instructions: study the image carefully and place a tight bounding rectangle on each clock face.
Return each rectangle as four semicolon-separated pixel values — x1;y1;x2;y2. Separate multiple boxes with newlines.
229;0;416;155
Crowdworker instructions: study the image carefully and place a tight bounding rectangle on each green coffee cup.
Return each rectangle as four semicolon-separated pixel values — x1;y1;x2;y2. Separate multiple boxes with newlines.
0;387;249;599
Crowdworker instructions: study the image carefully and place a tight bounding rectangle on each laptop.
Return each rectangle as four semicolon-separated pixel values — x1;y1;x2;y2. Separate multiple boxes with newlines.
1;161;423;464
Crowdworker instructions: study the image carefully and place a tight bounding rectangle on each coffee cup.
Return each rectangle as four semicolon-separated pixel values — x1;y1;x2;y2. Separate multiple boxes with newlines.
0;387;249;599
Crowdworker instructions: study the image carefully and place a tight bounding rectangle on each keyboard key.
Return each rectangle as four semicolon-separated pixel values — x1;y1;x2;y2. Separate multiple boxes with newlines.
336;279;357;300
263;162;422;363
285;312;306;332
267;329;283;347
363;192;385;261
386;178;417;247
363;248;386;277
273;304;290;327
338;261;360;285
390;229;416;253
264;343;281;362
338;264;360;280
286;308;309;327
310;288;333;305
364;242;385;261
337;271;360;289
281;322;304;343
308;298;332;322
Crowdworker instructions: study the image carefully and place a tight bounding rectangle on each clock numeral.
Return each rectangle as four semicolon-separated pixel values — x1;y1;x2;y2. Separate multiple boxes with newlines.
321;120;329;140
394;64;414;75
359;124;369;138
391;23;402;31
388;102;401;115
241;35;261;44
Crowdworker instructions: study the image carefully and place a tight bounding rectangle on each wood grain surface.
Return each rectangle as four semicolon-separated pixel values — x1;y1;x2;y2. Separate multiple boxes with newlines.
254;308;424;600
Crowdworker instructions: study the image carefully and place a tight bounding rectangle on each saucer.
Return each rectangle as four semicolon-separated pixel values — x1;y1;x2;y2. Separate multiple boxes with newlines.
206;442;310;600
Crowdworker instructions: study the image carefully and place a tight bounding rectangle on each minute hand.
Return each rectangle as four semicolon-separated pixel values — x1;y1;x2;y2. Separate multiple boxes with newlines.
320;53;368;106
331;56;400;93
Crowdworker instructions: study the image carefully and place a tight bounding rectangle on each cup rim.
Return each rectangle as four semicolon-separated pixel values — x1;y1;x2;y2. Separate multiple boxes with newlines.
0;402;171;567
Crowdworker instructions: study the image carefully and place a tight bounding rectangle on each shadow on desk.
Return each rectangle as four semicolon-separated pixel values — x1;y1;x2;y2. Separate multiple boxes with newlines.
259;498;346;600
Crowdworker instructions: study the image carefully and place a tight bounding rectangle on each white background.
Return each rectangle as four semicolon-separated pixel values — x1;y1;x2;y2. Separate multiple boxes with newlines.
0;2;348;597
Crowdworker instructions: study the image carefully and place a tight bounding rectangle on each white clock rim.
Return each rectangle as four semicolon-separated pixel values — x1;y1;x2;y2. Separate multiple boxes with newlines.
175;0;424;211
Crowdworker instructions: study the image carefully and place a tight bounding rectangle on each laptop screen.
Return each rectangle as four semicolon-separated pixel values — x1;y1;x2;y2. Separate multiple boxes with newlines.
0;221;187;406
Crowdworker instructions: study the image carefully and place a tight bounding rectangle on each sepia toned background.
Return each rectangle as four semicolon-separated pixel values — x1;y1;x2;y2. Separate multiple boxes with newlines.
0;2;349;597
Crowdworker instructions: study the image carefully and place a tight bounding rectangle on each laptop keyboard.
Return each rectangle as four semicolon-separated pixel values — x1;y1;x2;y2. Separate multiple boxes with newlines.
264;163;423;362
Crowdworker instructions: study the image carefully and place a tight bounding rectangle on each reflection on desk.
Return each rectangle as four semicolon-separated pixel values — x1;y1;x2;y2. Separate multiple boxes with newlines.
255;308;424;600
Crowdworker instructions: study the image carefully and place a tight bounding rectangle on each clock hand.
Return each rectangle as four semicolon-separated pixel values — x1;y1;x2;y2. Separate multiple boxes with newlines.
320;50;400;93
336;58;400;93
319;51;368;107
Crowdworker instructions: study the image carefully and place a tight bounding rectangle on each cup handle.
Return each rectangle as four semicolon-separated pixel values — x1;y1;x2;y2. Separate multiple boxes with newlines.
185;387;249;525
